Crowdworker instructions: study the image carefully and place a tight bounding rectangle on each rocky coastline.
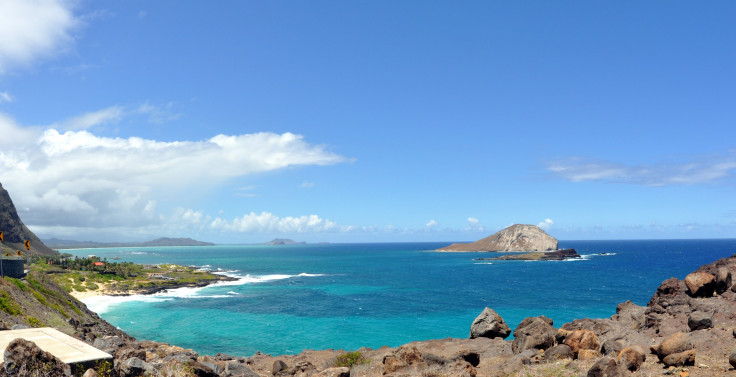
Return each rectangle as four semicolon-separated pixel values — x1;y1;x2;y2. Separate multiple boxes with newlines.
4;253;736;376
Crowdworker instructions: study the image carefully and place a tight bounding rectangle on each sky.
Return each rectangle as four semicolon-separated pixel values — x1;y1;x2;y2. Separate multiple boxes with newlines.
0;1;734;243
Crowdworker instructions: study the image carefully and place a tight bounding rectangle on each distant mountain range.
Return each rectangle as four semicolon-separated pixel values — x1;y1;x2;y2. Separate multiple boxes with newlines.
264;238;306;245
43;237;216;249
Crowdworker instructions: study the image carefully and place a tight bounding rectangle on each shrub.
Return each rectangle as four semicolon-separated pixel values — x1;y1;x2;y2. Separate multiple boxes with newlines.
0;291;22;315
26;316;43;327
333;351;370;368
32;290;48;306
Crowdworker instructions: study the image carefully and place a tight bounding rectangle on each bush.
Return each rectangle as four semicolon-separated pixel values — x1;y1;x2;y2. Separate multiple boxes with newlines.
26;316;43;327
333;351;370;368
0;291;22;315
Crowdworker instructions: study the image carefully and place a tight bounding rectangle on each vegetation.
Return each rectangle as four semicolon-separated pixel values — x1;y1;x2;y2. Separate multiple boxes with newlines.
25;316;43;328
29;255;225;295
333;351;370;368
0;290;22;315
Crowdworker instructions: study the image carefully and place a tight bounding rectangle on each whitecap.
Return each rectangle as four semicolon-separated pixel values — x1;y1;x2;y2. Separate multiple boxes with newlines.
81;294;171;314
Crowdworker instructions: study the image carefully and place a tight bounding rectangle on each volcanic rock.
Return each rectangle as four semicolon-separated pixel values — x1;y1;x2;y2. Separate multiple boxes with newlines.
586;356;625;377
618;345;646;372
662;349;696;367
716;267;732;294
543;344;573;361
684;272;716;297
511;316;556;354
469;307;511;339
687;311;713;331
438;224;558;252
563;329;600;357
2;338;70;377
0;182;56;256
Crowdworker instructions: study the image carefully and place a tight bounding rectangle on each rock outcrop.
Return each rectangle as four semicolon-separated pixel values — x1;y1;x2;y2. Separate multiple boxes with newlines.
0;182;55;256
469;307;511;339
438;224;558;252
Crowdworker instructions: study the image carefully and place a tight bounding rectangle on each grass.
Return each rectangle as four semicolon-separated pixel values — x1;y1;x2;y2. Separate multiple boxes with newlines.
333;351;371;368
0;291;22;315
25;316;43;328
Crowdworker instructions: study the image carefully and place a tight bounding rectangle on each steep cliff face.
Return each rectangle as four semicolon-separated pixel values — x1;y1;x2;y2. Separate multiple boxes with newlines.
438;224;558;252
0;182;56;256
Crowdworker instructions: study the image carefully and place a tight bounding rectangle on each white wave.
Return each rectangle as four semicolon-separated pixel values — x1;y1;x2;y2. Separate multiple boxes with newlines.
474;262;493;265
129;251;148;255
82;271;326;314
81;294;171;314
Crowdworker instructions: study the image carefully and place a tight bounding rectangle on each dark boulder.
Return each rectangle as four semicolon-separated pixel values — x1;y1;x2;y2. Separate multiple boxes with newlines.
586;357;625;377
601;340;622;356
729;348;736;369
543;344;573;361
2;338;70;377
716;267;732;294
469;307;511;339
511;316;556;354
687;311;713;331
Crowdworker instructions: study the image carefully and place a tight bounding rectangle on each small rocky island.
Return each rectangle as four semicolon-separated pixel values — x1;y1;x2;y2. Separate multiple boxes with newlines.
475;248;581;261
437;224;558;252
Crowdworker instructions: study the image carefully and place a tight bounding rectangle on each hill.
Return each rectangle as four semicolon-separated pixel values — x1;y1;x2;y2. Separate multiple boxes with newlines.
0;182;56;256
44;237;215;249
265;238;306;245
437;224;558;252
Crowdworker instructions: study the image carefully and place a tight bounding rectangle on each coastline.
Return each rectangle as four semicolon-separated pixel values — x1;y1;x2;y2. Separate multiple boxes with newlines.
70;252;736;376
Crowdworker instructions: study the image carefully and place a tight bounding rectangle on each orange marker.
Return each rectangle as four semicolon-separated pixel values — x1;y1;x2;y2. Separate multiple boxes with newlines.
0;231;3;241
24;240;30;251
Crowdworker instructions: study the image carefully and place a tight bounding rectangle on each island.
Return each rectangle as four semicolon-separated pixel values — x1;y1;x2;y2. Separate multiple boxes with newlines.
438;224;558;252
265;238;306;245
475;248;581;261
43;237;216;249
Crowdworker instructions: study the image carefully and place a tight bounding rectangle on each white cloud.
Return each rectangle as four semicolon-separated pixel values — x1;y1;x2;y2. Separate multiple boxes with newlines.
426;220;439;228
538;218;554;230
55;105;125;131
547;154;736;186
0;92;13;103
0;0;79;73
465;217;484;232
0;111;348;231
210;212;342;233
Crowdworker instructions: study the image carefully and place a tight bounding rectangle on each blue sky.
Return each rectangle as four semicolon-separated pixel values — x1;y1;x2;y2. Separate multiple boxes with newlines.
0;1;734;243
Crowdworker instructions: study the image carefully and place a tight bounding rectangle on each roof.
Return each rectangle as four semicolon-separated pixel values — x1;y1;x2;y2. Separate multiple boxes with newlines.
0;327;112;364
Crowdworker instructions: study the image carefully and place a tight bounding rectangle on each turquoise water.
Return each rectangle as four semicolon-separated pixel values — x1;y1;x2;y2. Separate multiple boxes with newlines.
68;240;736;356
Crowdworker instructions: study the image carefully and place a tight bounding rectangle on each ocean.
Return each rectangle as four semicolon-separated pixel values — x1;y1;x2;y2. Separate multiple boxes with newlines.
67;239;736;356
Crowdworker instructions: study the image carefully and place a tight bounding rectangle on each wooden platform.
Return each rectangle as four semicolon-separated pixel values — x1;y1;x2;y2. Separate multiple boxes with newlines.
0;327;112;364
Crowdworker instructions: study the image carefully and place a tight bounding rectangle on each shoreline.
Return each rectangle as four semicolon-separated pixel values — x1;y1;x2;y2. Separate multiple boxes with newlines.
73;252;736;376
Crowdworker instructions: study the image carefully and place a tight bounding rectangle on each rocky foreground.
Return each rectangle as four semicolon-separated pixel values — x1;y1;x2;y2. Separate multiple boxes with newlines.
4;254;736;377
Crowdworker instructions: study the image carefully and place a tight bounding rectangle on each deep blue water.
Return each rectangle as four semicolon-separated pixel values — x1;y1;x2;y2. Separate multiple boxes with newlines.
68;239;736;356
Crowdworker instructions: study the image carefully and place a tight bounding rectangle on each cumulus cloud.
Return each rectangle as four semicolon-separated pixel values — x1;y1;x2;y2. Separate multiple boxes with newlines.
547;154;736;186
210;212;342;233
0;0;79;73
0;111;347;231
426;220;439;228
538;218;554;230
465;217;484;232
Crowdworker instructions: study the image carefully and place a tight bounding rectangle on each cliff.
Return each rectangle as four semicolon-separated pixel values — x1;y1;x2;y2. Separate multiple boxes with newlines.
437;224;558;252
0;182;56;256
